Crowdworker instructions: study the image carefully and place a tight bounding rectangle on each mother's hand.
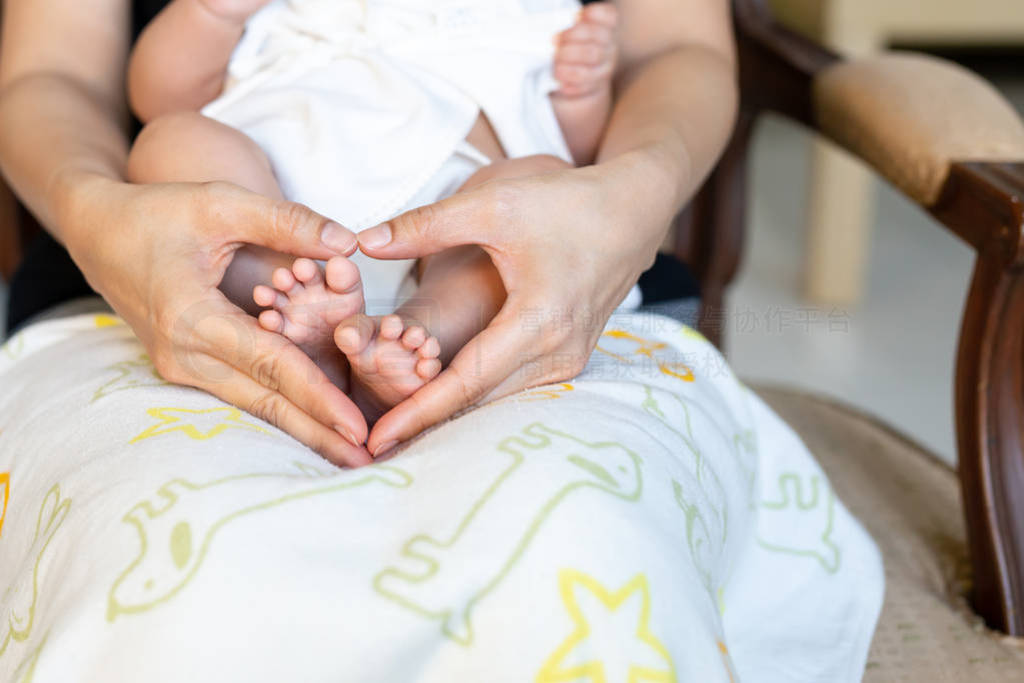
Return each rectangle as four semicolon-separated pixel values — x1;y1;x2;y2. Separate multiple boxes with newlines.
65;176;372;466
357;154;675;455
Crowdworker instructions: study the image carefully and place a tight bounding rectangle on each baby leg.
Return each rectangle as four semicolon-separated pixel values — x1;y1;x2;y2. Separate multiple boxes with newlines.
127;111;291;316
127;113;364;384
335;154;572;423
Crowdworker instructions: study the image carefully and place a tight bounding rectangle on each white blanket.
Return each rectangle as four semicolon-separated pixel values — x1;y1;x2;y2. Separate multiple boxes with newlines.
0;312;882;682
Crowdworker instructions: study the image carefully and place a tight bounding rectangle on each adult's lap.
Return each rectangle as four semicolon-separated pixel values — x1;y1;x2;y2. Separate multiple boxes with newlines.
0;311;879;683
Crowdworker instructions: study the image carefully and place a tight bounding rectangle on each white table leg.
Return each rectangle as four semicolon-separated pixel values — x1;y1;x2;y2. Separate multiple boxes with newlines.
802;138;875;304
799;6;881;305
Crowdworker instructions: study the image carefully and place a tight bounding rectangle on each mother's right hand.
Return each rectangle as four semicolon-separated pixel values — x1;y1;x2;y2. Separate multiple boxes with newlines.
64;175;372;466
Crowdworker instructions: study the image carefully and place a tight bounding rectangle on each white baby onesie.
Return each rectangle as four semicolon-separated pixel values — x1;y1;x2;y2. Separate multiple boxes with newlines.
203;0;581;306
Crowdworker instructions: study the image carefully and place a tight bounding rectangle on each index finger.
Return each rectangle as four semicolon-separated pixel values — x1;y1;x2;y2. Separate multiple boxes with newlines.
203;182;359;259
356;186;499;261
366;306;547;455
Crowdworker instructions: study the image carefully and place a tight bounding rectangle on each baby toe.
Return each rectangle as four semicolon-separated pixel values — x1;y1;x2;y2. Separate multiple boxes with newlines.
415;357;442;380
252;284;280;308
559;21;610;46
555;62;594;84
292;258;323;286
582;1;618;28
400;325;427;350
325;256;361;294
271;266;299;294
258;309;285;334
379;314;404;340
555;63;611;97
556;42;606;67
335;314;375;355
417;336;441;359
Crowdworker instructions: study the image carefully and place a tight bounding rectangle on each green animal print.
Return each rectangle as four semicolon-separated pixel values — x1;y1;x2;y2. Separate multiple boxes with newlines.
757;472;840;573
373;423;643;646
10;632;47;683
672;480;717;599
107;463;412;621
641;386;730;542
1;486;70;661
92;354;169;402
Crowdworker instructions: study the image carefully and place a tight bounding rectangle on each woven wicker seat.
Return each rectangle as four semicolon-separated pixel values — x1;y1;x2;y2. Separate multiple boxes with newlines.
759;388;1024;680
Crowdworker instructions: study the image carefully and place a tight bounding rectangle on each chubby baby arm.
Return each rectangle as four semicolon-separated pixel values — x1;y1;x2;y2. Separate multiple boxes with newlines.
128;0;273;122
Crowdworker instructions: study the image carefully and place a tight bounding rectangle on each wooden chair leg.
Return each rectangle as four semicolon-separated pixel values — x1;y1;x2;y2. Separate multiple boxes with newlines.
956;251;1024;635
674;112;756;349
925;162;1024;635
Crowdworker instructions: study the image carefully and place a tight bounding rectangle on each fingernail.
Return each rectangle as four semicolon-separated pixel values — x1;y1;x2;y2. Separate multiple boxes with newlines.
322;222;357;255
373;440;398;458
334;424;360;445
358;223;393;250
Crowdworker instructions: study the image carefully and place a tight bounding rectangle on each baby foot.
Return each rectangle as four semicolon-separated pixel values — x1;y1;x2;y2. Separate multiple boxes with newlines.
334;314;442;421
254;257;364;384
553;1;619;99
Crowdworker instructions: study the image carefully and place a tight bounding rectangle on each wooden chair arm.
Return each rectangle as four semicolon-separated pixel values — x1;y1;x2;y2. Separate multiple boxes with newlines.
932;162;1024;265
731;0;1024;636
733;0;837;127
815;54;1024;206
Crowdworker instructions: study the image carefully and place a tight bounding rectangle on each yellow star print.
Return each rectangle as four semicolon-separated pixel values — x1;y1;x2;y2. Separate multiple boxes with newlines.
130;407;270;444
717;641;737;683
519;383;576;402
658;363;694;383
596;330;694;384
537;570;676;683
93;313;124;328
0;472;9;538
596;330;667;362
679;326;708;344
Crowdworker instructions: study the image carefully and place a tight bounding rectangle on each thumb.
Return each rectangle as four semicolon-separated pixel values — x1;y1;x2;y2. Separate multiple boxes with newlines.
356;189;494;260
223;185;359;259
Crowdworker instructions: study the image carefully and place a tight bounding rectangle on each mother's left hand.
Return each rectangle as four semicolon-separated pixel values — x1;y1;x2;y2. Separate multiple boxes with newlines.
355;152;679;455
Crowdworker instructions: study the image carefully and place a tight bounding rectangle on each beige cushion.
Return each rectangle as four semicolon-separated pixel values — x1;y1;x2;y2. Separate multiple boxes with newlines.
754;386;1024;680
813;52;1024;206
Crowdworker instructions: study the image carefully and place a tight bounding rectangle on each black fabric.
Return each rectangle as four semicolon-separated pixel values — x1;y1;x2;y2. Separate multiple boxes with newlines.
6;0;700;333
6;232;94;333
133;0;169;42
638;253;701;304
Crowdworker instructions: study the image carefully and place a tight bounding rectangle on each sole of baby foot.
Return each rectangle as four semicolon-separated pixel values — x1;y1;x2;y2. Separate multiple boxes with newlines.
254;256;363;346
254;256;364;388
334;313;442;422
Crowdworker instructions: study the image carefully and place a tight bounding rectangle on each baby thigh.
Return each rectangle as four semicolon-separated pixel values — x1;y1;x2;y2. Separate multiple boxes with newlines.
126;112;283;199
